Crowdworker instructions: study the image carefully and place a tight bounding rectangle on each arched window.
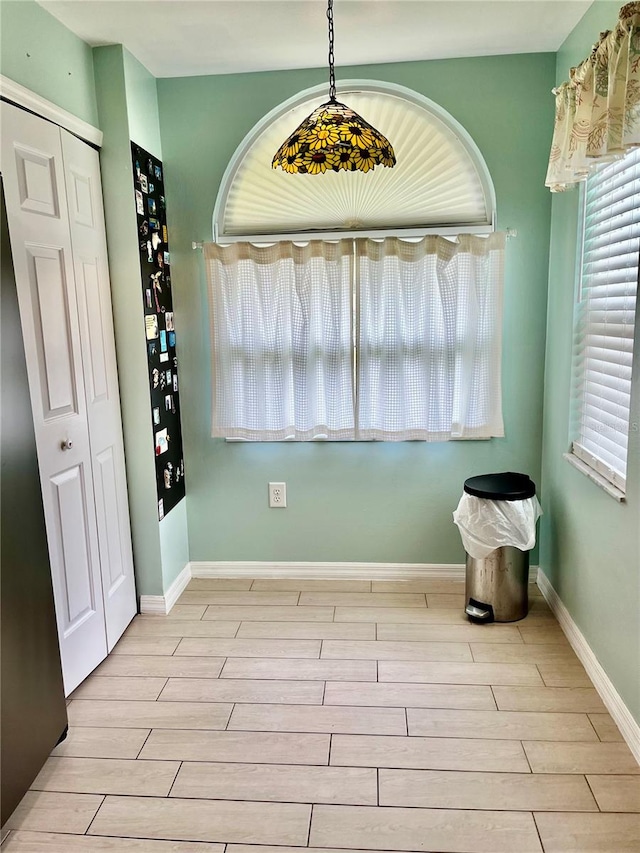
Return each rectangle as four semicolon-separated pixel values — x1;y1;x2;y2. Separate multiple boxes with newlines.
207;82;504;442
213;81;496;242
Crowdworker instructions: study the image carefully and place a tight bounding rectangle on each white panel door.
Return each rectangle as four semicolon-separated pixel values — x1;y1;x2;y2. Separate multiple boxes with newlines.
1;101;107;693
61;130;136;650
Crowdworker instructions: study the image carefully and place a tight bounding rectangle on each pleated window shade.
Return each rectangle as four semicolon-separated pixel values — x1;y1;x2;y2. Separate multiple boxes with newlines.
220;90;490;238
206;235;505;441
572;147;640;492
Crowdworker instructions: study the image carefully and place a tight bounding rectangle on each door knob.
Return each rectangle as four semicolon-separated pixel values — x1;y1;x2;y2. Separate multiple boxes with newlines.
60;439;73;451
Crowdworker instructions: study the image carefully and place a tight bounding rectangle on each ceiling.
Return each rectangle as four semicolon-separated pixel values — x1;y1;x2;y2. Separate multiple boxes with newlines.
38;0;592;79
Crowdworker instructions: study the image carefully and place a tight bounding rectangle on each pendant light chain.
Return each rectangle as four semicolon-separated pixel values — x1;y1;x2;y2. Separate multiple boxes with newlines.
327;0;337;102
272;0;396;174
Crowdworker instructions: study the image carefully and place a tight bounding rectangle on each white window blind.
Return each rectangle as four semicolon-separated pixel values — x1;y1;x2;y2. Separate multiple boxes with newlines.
206;235;505;442
572;147;640;492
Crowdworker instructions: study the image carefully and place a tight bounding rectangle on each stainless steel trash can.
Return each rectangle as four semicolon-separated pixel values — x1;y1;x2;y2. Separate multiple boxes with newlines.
461;472;536;624
465;545;529;623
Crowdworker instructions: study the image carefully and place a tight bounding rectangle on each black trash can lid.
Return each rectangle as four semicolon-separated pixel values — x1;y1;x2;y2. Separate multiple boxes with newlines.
463;472;536;501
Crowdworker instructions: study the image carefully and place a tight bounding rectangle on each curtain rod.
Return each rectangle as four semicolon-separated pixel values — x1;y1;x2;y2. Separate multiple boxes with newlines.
192;228;518;250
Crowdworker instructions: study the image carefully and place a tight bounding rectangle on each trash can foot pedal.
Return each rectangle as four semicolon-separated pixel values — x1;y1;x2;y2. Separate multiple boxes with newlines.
466;598;494;624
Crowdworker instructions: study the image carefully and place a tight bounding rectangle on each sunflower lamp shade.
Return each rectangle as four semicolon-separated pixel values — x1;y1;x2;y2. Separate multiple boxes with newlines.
272;0;396;175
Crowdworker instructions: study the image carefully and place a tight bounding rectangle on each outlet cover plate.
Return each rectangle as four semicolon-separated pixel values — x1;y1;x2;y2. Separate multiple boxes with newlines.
268;482;287;508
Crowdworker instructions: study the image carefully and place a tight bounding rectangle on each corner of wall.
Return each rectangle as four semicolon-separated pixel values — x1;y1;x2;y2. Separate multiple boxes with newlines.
93;44;164;598
94;43;190;599
122;48;163;159
160;499;190;589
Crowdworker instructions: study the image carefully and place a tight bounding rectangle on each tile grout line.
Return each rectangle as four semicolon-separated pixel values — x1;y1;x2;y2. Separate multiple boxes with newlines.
155;677;170;702
531;811;546;851
586;713;603;741
165;759;183;798
535;663;547;688
583;773;602;812
134;728;155;759
82;794;106;836
521;739;534;774
306;803;313;847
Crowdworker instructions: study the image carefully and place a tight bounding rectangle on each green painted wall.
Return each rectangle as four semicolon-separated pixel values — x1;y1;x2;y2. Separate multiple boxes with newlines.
0;0;98;125
157;52;556;564
540;1;640;722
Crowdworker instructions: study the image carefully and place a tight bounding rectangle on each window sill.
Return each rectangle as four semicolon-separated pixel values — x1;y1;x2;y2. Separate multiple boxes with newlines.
563;452;626;503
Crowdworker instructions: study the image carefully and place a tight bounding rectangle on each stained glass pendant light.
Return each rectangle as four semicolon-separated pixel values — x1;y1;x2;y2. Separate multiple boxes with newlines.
272;0;396;175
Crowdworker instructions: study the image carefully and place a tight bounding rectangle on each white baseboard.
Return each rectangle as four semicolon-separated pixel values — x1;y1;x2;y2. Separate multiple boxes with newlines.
139;563;191;615
537;569;640;765
139;557;538;610
189;560;538;584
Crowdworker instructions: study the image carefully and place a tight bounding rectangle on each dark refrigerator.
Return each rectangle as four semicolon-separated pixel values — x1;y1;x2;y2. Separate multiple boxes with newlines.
1;178;68;826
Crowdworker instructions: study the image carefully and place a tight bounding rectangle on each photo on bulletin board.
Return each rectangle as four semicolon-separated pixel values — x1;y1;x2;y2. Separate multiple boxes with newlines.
132;142;185;519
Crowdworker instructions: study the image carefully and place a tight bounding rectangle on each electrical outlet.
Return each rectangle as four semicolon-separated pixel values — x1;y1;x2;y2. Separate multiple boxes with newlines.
268;482;287;508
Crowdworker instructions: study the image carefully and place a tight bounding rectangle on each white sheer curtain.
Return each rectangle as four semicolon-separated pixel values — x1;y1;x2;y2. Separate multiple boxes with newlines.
356;234;505;440
206;234;505;441
206;241;354;440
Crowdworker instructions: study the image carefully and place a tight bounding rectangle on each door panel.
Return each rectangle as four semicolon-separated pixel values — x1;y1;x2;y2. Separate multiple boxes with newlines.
14;144;59;216
25;244;77;416
1;101;108;693
68;166;94;227
94;447;126;593
50;463;97;631
76;257;109;403
61;130;136;650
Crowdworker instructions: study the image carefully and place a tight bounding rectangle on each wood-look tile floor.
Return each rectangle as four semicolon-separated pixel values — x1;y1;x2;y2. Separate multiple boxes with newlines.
3;578;639;852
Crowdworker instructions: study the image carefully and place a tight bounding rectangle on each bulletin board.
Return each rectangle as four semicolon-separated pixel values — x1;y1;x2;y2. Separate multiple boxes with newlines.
131;142;185;520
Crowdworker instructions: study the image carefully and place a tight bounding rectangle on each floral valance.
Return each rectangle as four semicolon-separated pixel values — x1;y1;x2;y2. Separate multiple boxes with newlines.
546;2;640;191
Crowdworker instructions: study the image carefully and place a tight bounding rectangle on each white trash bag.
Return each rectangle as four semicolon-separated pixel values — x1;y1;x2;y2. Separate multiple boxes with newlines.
453;493;543;560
